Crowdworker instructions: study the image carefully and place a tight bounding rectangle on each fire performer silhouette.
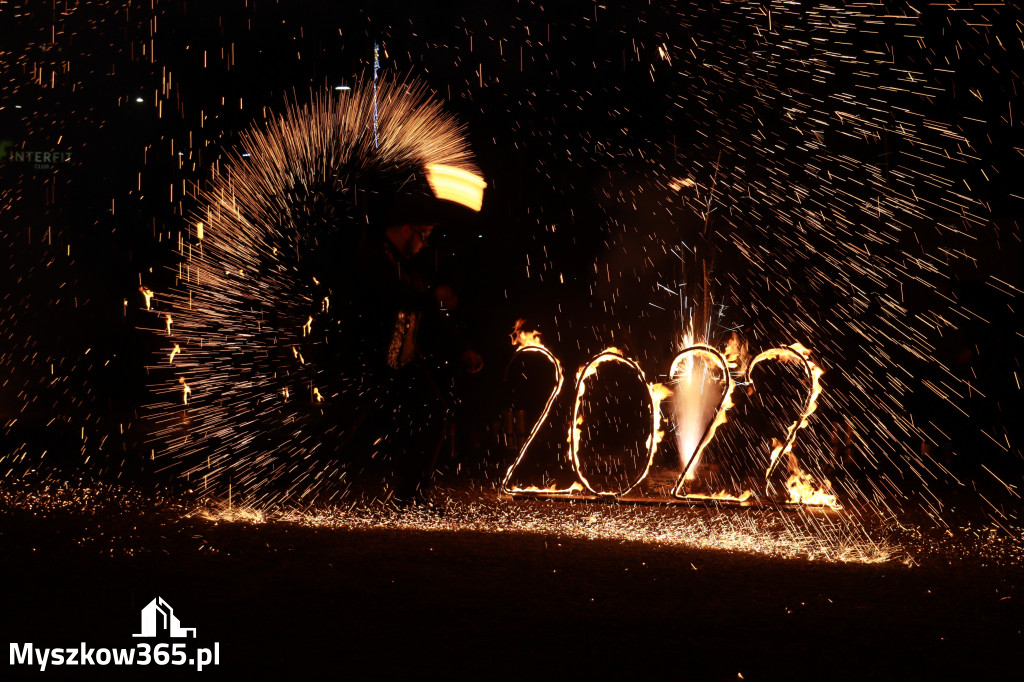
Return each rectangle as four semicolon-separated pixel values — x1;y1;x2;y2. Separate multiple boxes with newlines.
147;76;485;508
334;182;484;506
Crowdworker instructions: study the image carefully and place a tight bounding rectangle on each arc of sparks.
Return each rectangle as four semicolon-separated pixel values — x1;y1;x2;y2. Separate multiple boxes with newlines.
148;73;478;505
670;344;735;498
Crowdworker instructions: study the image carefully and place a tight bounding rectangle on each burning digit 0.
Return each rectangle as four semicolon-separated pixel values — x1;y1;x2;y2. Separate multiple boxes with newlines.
669;345;735;498
570;350;668;497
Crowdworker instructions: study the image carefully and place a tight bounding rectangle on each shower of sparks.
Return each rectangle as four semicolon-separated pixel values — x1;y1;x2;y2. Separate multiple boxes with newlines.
0;1;1020;562
446;1;1022;534
141;74;478;507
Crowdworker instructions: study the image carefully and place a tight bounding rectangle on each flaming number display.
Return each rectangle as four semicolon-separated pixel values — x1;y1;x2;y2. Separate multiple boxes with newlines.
504;326;837;507
748;345;836;507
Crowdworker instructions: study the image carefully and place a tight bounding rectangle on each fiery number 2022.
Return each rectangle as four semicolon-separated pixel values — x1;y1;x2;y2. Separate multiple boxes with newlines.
502;333;829;505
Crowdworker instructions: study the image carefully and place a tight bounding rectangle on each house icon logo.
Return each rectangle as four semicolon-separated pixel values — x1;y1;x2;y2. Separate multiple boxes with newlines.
133;597;197;638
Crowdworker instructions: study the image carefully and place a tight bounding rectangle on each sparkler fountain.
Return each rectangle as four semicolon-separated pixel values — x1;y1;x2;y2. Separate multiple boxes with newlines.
667;250;738;496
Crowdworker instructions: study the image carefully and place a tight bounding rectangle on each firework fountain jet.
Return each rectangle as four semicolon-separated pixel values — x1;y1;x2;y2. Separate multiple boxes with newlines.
670;343;732;485
142;75;480;507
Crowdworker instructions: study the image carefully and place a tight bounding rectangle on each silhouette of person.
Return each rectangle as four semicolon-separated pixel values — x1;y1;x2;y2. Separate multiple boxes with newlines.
336;181;482;506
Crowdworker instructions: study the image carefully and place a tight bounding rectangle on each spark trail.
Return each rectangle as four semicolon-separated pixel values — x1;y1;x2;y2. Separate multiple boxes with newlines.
142;76;478;507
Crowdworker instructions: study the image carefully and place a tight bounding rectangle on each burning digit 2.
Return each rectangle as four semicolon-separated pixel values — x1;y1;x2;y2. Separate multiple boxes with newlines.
748;344;833;506
501;332;571;495
669;345;736;498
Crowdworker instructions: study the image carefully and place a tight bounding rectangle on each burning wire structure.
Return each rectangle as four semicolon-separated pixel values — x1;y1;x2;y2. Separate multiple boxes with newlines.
501;323;573;495
749;345;837;508
570;349;668;497
503;324;839;509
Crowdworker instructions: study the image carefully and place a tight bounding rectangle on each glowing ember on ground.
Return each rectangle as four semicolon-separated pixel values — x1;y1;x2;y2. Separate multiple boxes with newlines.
5;480;1024;569
187;489;898;565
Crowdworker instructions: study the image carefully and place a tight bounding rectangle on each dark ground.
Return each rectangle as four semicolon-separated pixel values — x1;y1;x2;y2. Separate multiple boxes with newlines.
1;483;1021;681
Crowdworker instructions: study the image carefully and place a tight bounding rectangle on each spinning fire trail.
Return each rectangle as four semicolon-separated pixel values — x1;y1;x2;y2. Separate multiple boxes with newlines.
140;75;480;507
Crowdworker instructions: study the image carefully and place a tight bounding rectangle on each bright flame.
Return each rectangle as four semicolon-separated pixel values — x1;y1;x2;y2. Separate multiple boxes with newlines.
647;382;674;452
196;221;204;240
303;316;313;337
169;343;181;364
510;318;544;348
312;387;324;403
775;440;841;509
179;377;191;405
724;331;751;372
425;163;486;212
513;481;585;494
165;314;173;335
139;286;154;310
